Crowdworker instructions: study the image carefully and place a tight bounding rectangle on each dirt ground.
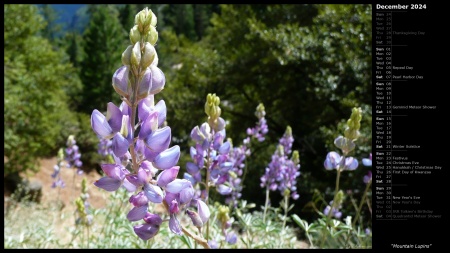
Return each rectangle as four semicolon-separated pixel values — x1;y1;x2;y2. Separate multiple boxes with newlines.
9;157;108;211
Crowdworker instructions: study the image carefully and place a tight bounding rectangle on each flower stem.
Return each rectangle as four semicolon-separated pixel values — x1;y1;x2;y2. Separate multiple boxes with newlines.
320;168;342;248
282;193;289;230
205;160;211;241
181;226;211;249
352;180;372;227
129;102;138;173
263;186;270;223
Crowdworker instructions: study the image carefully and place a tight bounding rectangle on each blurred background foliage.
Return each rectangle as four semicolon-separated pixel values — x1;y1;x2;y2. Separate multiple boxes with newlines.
4;4;372;223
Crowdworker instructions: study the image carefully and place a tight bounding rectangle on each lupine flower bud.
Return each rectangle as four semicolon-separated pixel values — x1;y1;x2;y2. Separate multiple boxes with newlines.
122;45;133;66
291;150;300;165
57;148;64;160
140;42;156;70
146;26;158;45
130;25;141;45
344;107;362;141
197;199;210;224
149;9;157;27
217;205;230;226
135;7;153;34
255;103;266;119
334;136;355;155
205;93;221;120
112;66;131;99
186;209;204;228
131;42;141;70
335;190;344;207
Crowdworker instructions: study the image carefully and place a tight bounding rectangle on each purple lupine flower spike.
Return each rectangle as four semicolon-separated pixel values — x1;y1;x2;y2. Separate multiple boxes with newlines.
90;7;205;242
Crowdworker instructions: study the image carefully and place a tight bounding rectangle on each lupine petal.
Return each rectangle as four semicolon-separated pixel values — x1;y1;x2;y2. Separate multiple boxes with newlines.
186;162;200;174
91;110;114;138
197;199;210;223
106;102;123;133
334;136;355;153
219;162;234;172
154;100;166;127
94;177;122;191
217;184;232;195
164;192;177;206
144;183;163;203
112;66;130;98
126;169;147;187
138;95;154;122
133;224;160;240
344;157;359;171
216;117;226;132
143;213;162;226
169;199;179;214
208;240;219;249
149;65;165;94
112;133;129;158
144;147;159;162
324;151;341;170
165;179;191;194
137;68;152;99
362;158;372;167
127;205;148;221
122;177;137;192
190;126;203;142
184;172;196;186
153;145;180;170
179;185;194;205
129;192;149;207
120;101;132;116
141;160;158;178
145;126;171;154
226;232;237;245
168;214;182;235
100;164;125;180
156;166;180;187
219;141;231;155
139;112;158;140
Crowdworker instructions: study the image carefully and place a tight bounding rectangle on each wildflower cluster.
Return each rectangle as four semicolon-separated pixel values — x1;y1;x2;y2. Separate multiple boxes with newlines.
75;177;93;226
184;93;232;200
51;135;83;188
90;8;209;243
65;135;83;175
97;137;113;158
322;107;362;222
51;148;66;188
208;204;237;248
260;126;301;200
224;103;269;207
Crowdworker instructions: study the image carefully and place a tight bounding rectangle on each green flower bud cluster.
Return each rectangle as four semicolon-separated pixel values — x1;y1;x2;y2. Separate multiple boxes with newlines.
75;178;92;226
205;93;224;130
344;107;362;141
205;93;221;119
217;205;230;227
121;7;158;79
291;150;300;165
334;107;363;155
57;148;64;161
276;144;285;157
75;197;89;226
255;103;266;120
285;125;292;137
334;190;344;207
